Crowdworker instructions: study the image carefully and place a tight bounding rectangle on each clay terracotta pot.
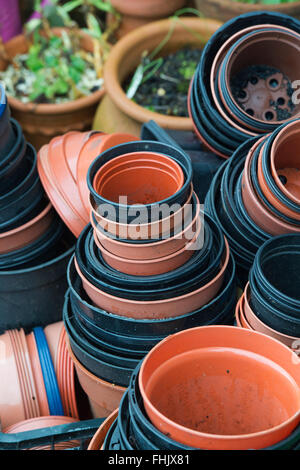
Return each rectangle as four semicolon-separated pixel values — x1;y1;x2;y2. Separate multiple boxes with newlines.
77;133;137;214
93;152;184;205
75;238;229;319
92;197;200;260
66;338;125;418
194;0;300;24
88;409;118;450
0;202;54;254
95;220;200;276
90;184;193;240
139;325;300;450
242;138;300;235
93;17;221;136
270;120;300;205
0;29;104;150
244;283;299;350
63;131;96;183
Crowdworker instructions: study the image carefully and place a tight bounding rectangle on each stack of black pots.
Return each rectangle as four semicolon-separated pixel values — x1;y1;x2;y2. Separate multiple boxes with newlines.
206;118;300;287
0;86;75;332
189;12;300;158
64;140;236;389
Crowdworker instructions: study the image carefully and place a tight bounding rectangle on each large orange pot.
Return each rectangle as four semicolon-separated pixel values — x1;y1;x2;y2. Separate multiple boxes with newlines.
139;325;300;450
0;29;105;150
88;409;118;450
93;17;222;136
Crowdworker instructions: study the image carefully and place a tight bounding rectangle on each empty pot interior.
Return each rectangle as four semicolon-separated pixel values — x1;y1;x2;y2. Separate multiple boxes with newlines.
228;32;300;122
145;348;300;437
262;252;300;300
272;126;300;200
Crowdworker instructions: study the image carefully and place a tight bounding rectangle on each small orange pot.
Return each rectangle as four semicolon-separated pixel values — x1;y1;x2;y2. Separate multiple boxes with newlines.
66;338;125;418
90;184;193;240
93;152;184;206
92;197;200;260
88;409;118;450
243;283;299;350
76;238;229;319
139;325;300;450
77;133;137;215
0;202;54;254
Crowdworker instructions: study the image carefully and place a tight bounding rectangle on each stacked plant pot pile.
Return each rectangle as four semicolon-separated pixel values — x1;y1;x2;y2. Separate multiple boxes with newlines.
37;131;137;237
188;12;300;158
0;321;79;431
0;86;75;332
236;234;300;353
64;140;236;417
88;326;300;450
205;118;300;287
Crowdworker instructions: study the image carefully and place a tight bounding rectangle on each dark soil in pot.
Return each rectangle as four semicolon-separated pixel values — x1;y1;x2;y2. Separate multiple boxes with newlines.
231;65;295;122
125;47;202;117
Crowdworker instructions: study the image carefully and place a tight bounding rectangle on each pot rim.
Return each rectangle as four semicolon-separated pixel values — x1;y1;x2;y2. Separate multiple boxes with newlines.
103;17;221;130
0;201;52;240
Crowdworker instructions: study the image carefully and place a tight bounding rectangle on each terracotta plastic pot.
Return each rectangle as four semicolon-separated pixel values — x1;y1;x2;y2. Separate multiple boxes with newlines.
76;237;229;319
4;416;80;450
139;325;300;450
77;132;137;214
88;409;118;450
67;337;125;418
63;130;95;183
92;194;199;260
93;17;221;136
44;321;64;369
93;151;184;206
270;120;300;204
90;184;193;241
243;283;299;350
194;0;300;23
0;29;105;150
26;331;49;417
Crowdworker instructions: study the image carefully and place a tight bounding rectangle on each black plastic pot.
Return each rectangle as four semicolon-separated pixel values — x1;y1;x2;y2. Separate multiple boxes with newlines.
191;12;300;156
0;87;15;160
0;227;75;333
68;251;236;338
0;119;26;196
87;140;193;224
249;234;300;336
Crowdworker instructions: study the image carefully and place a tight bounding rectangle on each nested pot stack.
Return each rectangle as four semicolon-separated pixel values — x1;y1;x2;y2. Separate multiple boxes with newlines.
0;87;75;332
205;118;300;287
64;140;237;411
236;234;300;350
188;12;300;158
88;326;300;450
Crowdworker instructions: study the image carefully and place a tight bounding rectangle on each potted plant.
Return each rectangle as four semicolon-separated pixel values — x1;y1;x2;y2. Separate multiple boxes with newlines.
0;0;117;149
194;0;300;23
93;10;222;136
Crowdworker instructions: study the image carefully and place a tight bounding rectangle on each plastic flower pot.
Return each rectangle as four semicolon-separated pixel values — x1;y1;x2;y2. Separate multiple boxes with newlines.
66;336;125;418
88;409;118;450
219;29;300;132
26;331;50;417
75;236;229;319
0;227;75;333
94;17;221;136
3;416;80;450
139;325;300;450
62;130;95;183
77;132;137;214
243;283;299;349
0;85;15;159
270;119;300;204
37;143;86;238
44;321;64;371
0;29;105;150
88;140;192;224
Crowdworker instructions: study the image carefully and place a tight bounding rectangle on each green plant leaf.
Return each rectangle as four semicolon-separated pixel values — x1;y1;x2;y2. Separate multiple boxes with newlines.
25;18;42;34
89;0;115;13
86;13;102;39
69;66;82;84
126;64;144;99
62;0;83;12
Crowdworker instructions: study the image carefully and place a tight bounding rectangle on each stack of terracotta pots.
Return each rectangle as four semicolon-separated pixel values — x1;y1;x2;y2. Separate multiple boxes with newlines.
206;119;300;287
0;87;75;332
88;326;300;450
236;234;300;352
64;140;236;418
0;321;79;431
188;12;300;158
